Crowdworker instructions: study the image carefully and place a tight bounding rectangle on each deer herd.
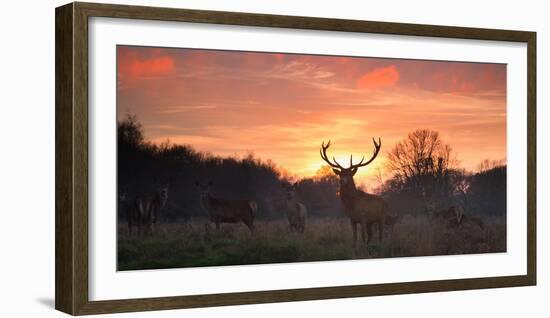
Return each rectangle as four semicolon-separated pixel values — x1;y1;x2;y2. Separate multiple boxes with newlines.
119;137;472;247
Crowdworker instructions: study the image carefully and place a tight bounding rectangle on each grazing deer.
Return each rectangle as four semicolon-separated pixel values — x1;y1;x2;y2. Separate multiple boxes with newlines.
320;139;387;247
434;206;485;230
281;181;307;233
196;181;257;233
432;206;464;226
129;182;169;236
463;215;485;230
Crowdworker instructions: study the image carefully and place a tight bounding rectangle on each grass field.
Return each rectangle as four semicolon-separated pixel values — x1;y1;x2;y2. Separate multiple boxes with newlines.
117;214;506;271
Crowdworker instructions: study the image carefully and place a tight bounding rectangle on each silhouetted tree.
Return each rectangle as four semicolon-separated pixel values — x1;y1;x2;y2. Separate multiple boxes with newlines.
384;129;458;214
118;113;144;146
117;115;346;222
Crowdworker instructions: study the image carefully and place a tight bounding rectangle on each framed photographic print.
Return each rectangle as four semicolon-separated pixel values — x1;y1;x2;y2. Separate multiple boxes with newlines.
55;2;536;315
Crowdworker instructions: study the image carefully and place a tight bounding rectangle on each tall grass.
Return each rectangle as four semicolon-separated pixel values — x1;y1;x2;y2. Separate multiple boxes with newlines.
117;215;505;271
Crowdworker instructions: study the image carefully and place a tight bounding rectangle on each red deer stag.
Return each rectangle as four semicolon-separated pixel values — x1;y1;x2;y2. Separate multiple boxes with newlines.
128;182;169;236
320;139;388;247
196;181;257;233
281;181;307;233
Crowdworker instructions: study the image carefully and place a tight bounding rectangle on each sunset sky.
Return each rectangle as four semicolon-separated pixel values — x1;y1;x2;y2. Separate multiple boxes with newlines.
117;45;506;187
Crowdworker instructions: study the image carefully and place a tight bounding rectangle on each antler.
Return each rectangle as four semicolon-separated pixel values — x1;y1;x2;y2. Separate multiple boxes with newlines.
320;138;382;171
349;137;381;169
320;140;346;170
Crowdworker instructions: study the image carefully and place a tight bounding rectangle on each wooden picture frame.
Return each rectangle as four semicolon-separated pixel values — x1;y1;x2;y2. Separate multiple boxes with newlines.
55;2;536;315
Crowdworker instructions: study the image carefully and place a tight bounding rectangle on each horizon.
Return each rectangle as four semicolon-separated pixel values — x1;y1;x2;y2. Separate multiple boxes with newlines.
117;46;507;188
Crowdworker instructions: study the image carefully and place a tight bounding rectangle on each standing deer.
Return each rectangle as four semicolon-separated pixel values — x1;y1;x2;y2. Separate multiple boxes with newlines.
128;182;169;236
196;181;257;233
281;181;307;233
320;139;387;247
118;188;131;226
384;214;401;238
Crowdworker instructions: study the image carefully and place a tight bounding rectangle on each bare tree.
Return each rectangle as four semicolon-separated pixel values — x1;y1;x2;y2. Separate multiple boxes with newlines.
477;159;506;173
385;129;458;214
387;129;456;180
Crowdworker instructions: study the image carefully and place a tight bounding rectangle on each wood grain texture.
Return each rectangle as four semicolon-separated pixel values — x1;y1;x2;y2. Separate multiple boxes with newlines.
526;32;537;286
55;3;75;315
75;1;533;42
75;276;534;315
54;2;537;315
73;3;90;313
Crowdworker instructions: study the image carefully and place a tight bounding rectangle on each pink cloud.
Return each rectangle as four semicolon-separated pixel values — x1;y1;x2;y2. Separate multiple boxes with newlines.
356;65;399;89
118;49;175;79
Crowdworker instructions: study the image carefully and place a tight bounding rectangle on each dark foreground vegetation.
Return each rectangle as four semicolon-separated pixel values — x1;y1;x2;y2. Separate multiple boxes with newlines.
118;216;505;270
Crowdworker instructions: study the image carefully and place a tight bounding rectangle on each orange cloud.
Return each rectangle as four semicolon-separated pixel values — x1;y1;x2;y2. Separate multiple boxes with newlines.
132;56;174;77
118;50;175;79
357;65;399;89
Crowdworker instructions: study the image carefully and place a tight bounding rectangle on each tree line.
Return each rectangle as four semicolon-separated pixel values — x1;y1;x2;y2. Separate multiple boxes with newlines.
118;115;506;222
378;129;505;217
